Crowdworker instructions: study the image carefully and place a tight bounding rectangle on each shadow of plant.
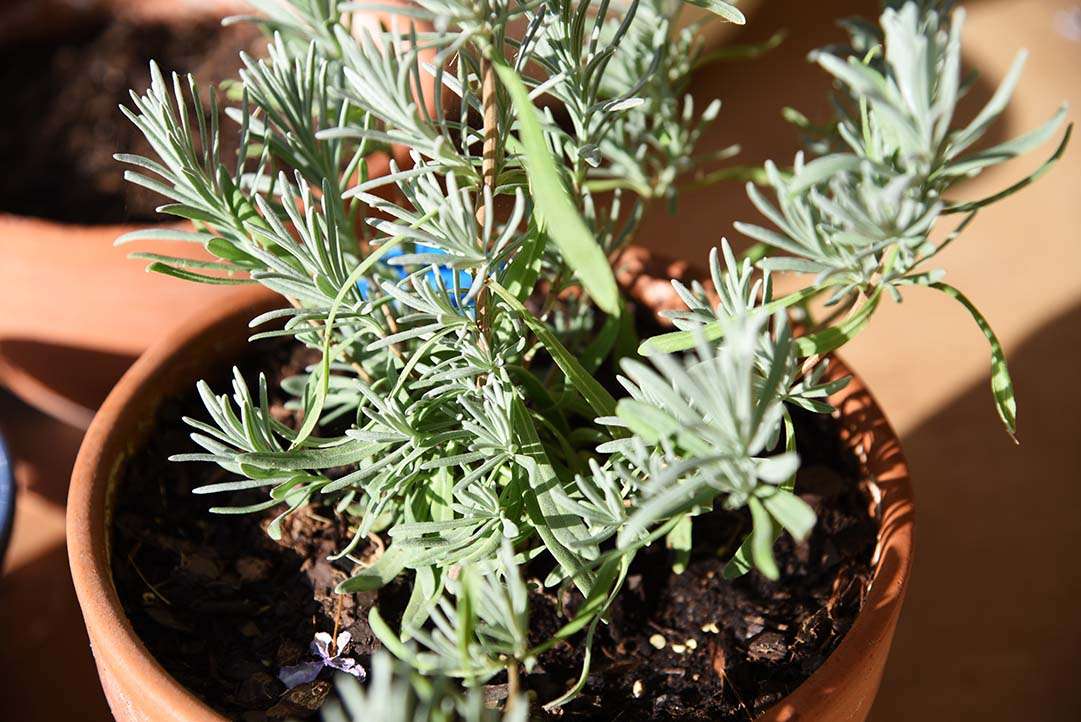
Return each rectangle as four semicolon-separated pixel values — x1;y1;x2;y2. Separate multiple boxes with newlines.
870;300;1081;722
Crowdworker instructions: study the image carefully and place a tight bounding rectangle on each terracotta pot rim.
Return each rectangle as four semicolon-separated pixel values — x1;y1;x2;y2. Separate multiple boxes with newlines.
759;342;914;720
68;286;274;721
68;278;914;721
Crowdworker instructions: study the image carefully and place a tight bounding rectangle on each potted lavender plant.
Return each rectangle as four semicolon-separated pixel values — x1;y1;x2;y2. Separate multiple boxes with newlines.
68;0;1069;720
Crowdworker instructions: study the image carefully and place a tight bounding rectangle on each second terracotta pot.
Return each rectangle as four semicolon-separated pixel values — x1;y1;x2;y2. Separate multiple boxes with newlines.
0;0;431;427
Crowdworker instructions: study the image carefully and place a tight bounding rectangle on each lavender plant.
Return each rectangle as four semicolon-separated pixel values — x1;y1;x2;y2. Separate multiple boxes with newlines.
117;0;1068;713
321;653;528;722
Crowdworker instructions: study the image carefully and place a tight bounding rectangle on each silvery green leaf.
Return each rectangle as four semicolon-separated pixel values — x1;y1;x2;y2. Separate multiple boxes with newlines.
948;50;1028;158
944;105;1068;177
493;61;619;315
760;488;816;543
930;282;1017;440
491;282;617;420
754;452;800;484
681;0;746;24
747;497;779;580
787;153;863;194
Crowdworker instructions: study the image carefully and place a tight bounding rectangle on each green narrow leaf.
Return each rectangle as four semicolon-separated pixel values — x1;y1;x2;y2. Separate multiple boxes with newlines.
502;225;545;302
430;466;454;522
240;438;380;470
695;29;786;68
492;61;619;315
638;283;832;355
787;153;862;194
144;261;254;285
616;399;681;443
368;606;419;663
129;253;242;272
540;555;626;647
611;304;640;365
536;554;630;711
543;615;600;711
760;488;815;543
949;50;1028;156
930;282;1017;440
793;289;881;358
747;497;779;580
681;0;746;24
293;227;419;449
616;399;711;456
114;227;215;245
725;411;797;579
944;105;1068;177
639;318;726;356
206;237;261;266
156;203;221;224
511;396;597;595
944;123;1072;214
491;281;617;419
666;514;693;574
456;570;476;663
337;545;410;593
400;566;443;637
579;307;622;374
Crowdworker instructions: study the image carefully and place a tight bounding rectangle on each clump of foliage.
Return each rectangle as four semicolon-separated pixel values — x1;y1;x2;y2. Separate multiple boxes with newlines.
117;0;1068;713
321;652;527;722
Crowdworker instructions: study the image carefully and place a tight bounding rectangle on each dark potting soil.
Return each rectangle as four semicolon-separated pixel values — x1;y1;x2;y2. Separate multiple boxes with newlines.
111;340;877;720
111;342;398;720
530;404;877;721
0;15;261;224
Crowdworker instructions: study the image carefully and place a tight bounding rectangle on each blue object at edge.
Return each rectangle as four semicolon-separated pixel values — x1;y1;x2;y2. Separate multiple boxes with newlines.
355;244;474;306
0;432;14;569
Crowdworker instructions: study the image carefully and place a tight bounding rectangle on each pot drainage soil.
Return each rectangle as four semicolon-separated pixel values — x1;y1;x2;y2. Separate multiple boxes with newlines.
111;341;876;720
0;15;261;224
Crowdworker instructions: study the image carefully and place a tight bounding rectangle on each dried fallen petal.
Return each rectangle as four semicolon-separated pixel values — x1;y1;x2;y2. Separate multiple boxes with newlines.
312;632;334;659
277;660;325;689
328;656;366;680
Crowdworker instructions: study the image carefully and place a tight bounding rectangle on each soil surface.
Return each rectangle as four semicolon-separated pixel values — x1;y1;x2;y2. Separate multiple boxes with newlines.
531;405;877;721
111;342;392;720
0;15;261;224
111;341;877;720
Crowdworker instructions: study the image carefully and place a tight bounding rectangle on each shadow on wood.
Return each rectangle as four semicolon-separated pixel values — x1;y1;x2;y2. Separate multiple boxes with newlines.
0;339;135;429
870;299;1081;722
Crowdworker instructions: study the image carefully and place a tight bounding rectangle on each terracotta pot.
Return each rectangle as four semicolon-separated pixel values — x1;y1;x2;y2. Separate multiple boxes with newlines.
68;285;276;722
0;0;260;404
757;355;913;722
68;258;913;721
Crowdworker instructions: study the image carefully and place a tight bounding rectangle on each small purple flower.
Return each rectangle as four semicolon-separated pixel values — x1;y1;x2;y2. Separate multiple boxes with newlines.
278;631;366;688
